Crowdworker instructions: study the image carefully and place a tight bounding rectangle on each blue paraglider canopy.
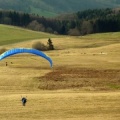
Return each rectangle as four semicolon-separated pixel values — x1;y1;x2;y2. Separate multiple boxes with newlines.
0;48;53;67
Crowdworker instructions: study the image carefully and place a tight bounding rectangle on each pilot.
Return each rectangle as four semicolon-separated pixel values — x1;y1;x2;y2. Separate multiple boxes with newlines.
21;97;27;106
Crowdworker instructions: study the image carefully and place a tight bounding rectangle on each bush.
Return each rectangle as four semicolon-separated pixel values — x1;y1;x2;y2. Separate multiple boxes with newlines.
0;48;7;54
32;41;47;51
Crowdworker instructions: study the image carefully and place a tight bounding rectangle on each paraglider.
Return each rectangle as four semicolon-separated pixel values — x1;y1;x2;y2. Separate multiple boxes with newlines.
0;48;53;67
21;96;27;106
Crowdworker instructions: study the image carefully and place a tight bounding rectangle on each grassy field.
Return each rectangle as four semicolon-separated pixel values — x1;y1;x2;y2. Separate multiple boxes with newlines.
0;24;120;120
0;24;57;46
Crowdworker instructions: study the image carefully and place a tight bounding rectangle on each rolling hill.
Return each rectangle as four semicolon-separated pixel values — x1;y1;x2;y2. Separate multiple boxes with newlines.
0;24;120;120
0;0;120;17
0;24;120;91
0;24;56;46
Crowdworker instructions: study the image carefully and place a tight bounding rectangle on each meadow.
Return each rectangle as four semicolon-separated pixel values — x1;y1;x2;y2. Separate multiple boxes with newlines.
0;24;120;120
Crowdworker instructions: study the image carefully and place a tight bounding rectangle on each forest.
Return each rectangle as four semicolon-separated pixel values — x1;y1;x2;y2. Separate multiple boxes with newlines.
0;8;120;36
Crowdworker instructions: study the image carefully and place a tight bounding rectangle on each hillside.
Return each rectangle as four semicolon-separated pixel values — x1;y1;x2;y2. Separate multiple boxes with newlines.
0;25;120;120
0;24;120;91
0;0;120;17
0;24;56;46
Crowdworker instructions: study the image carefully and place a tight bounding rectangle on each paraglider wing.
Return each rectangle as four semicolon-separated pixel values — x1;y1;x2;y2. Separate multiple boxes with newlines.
0;48;53;67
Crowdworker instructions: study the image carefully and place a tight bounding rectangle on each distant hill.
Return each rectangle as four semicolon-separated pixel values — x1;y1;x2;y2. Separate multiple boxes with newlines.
0;0;120;17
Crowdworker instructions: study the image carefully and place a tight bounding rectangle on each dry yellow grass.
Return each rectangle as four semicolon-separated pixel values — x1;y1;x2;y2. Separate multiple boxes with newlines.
0;91;119;120
0;35;120;120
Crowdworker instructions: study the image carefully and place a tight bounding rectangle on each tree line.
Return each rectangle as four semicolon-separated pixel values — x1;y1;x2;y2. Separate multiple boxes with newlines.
1;8;120;35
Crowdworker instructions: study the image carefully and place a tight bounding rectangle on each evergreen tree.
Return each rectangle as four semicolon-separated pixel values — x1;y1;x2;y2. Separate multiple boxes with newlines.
47;38;54;50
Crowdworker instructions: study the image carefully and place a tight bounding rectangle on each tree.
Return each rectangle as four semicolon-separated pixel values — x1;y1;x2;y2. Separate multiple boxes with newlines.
27;20;45;31
47;38;54;50
1;17;11;24
21;13;30;26
46;27;53;33
60;25;66;34
80;20;93;35
68;27;80;36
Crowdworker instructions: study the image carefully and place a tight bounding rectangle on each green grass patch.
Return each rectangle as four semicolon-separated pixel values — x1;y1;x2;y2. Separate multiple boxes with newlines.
84;32;120;41
108;84;120;90
0;24;56;45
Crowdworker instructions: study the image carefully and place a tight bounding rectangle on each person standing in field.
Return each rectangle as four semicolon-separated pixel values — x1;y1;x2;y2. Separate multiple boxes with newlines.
21;97;27;106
